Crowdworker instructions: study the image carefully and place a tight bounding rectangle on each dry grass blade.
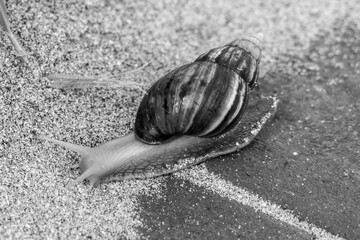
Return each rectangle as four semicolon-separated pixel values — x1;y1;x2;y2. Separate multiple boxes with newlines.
110;60;151;77
0;0;27;63
47;74;145;92
46;61;152;92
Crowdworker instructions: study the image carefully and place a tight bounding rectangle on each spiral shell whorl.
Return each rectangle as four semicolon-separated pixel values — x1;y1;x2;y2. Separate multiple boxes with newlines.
195;33;263;89
229;32;264;60
135;61;249;144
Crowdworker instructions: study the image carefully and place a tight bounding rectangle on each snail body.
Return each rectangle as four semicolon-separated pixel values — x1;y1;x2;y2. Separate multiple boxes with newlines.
40;33;278;188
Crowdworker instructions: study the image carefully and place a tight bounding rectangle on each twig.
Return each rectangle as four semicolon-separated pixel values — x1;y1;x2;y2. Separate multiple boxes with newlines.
0;0;28;63
46;61;152;92
46;74;145;92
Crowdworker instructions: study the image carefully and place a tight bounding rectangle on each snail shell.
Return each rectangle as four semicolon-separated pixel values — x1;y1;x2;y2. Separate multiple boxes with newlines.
40;33;277;188
135;34;263;144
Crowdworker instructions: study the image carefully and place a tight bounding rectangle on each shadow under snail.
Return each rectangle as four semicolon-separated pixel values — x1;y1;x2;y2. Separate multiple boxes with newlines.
40;33;278;188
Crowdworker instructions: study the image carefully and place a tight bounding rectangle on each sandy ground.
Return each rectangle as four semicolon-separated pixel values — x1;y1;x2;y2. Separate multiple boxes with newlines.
1;0;359;239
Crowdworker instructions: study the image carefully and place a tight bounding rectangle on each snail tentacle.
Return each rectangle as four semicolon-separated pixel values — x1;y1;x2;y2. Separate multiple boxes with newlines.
38;136;91;156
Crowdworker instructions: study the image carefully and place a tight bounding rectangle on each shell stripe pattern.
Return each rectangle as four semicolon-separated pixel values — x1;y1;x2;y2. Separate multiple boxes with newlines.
195;43;259;89
135;61;249;144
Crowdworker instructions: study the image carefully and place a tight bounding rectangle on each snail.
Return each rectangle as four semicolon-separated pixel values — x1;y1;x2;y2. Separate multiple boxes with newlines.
40;33;278;188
